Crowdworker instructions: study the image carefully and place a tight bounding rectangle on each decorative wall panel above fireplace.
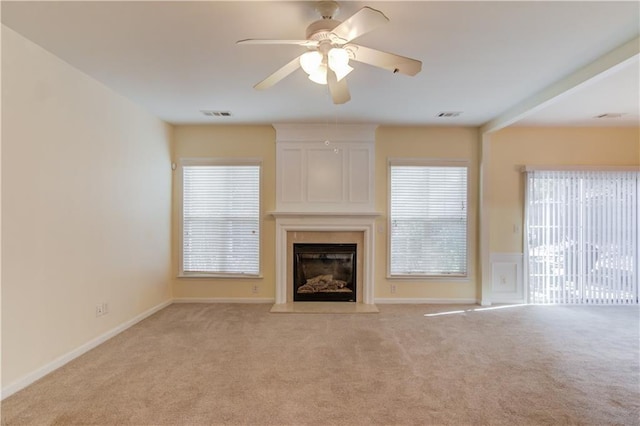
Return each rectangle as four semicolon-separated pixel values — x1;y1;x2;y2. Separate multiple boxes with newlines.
273;124;376;213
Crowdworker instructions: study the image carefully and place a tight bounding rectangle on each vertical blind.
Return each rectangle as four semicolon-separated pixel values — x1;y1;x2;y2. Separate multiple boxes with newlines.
390;165;468;276
526;170;639;304
182;164;260;275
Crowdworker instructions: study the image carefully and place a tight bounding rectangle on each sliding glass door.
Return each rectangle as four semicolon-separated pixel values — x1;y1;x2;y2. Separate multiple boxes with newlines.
525;170;639;304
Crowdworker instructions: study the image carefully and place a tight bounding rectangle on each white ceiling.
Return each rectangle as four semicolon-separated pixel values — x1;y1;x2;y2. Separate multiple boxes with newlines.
2;1;639;128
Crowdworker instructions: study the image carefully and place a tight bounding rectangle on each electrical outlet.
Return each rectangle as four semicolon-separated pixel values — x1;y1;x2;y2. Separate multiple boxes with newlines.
390;284;397;294
252;284;259;294
96;302;109;317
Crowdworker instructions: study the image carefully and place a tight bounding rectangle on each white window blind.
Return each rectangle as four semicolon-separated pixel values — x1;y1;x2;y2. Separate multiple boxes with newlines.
389;164;468;277
526;170;639;304
182;163;260;275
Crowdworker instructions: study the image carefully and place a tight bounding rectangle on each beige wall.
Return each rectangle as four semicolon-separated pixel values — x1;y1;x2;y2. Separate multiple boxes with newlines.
172;126;481;301
171;125;277;299
375;127;481;301
488;127;640;254
1;26;173;389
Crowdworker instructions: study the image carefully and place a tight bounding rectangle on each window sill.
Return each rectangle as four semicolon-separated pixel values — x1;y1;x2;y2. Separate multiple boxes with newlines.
178;273;263;279
387;274;469;283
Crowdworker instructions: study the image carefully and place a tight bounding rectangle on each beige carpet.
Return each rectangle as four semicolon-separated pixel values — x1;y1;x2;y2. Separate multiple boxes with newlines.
2;303;639;425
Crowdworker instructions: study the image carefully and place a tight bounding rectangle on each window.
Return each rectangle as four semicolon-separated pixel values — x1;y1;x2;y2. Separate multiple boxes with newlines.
526;170;638;304
389;161;468;277
181;160;260;276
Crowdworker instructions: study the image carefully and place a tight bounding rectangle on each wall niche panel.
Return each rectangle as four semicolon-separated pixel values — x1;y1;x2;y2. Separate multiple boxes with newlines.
307;148;344;202
280;148;304;203
274;124;376;213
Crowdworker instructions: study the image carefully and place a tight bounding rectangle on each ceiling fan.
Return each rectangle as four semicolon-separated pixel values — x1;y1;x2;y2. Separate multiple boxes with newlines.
237;1;422;104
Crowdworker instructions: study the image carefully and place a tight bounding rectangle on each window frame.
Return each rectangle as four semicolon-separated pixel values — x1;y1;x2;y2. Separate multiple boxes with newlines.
178;157;263;279
387;158;471;280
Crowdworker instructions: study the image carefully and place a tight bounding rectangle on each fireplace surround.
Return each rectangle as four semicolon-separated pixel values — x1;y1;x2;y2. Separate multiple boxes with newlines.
270;124;379;309
271;213;377;305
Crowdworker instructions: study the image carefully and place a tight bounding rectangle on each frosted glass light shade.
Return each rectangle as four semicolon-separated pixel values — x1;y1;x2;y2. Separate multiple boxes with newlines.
308;64;328;85
333;63;353;81
328;48;353;81
300;51;323;75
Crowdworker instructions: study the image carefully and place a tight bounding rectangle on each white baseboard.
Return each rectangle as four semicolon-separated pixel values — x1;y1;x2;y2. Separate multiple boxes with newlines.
375;298;478;304
173;297;275;304
1;299;172;400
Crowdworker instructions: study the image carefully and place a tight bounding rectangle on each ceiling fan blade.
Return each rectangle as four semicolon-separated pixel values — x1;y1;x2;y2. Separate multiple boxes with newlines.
346;44;422;76
331;7;389;44
237;39;318;47
327;69;351;105
254;56;302;90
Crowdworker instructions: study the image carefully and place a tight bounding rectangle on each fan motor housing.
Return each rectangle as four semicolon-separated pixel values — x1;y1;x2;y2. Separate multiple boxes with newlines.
306;19;341;41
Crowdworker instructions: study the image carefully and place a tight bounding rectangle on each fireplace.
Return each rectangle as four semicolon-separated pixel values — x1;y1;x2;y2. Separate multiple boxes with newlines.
270;124;379;307
293;243;357;302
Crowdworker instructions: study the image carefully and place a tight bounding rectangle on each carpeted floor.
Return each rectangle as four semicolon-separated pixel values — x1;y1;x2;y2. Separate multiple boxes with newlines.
2;303;639;425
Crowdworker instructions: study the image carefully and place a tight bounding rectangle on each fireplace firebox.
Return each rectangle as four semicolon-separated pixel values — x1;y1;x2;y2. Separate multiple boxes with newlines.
293;243;357;302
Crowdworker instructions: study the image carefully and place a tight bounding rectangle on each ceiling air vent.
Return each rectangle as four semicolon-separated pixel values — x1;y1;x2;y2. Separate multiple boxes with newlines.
437;111;462;118
201;110;232;117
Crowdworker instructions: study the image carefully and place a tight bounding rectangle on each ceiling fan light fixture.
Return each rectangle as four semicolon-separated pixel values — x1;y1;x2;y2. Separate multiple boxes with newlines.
308;63;328;85
334;63;353;81
300;51;323;75
328;47;353;81
238;2;422;103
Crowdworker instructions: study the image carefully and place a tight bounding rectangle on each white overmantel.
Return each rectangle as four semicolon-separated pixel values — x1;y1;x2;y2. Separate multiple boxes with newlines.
272;123;377;143
272;123;378;214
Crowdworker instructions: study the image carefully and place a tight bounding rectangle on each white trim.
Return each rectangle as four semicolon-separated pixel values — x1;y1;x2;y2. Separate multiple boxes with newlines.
490;252;525;304
179;157;263;166
178;159;263;277
1;299;172;400
385;275;471;283
375;298;478;304
479;134;492;306
388;158;470;167
274;217;376;305
521;165;640;172
172;297;274;304
387;160;471;279
523;176;532;304
177;273;263;279
274;132;376;213
490;252;524;259
272;123;377;143
268;211;381;218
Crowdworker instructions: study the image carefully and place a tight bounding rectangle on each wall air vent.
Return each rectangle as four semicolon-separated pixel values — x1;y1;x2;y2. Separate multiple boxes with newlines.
201;110;232;117
437;111;462;118
595;113;625;119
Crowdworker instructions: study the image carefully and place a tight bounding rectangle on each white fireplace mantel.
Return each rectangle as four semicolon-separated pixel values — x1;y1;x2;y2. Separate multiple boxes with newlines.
268;211;381;219
272;213;380;305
